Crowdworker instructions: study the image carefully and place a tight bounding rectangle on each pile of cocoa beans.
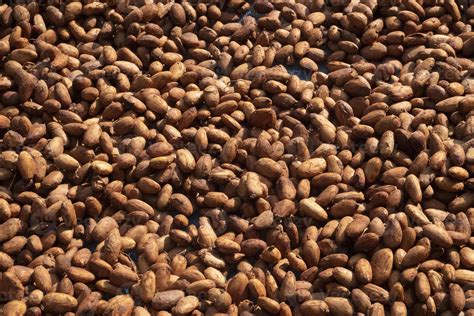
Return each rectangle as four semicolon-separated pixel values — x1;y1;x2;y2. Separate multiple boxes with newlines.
0;0;473;315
